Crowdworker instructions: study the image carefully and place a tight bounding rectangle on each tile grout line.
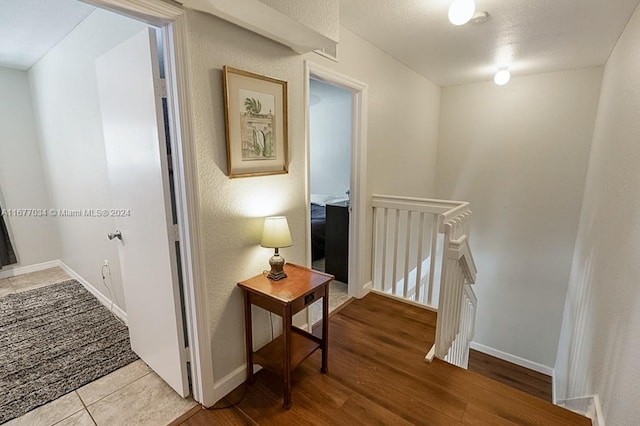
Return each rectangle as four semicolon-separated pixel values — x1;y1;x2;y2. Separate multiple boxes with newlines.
45;394;88;426
7;278;17;293
76;391;98;426
82;368;155;408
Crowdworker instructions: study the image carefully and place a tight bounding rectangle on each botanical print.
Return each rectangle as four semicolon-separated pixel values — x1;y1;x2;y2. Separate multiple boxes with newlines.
223;66;288;177
239;89;276;160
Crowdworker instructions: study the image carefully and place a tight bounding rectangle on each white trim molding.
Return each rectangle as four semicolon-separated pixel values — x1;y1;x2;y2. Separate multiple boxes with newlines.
182;0;337;56
470;341;555;376
213;364;264;403
0;259;128;323
82;0;183;25
58;261;128;324
162;11;216;408
304;60;369;300
213;364;247;402
0;260;60;279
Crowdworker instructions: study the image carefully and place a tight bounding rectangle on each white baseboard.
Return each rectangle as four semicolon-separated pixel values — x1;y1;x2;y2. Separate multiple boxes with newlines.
1;259;127;323
470;341;554;376
211;363;262;408
370;288;438;313
211;364;245;407
58;261;127;324
0;260;60;279
361;280;372;296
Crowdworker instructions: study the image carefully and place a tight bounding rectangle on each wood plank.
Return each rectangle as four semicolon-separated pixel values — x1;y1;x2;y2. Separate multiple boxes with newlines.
167;405;205;426
337;393;417;426
468;349;552;401
235;369;349;425
461;403;520;426
178;293;588;425
323;343;468;424
253;332;320;374
180;407;257;425
330;297;578;424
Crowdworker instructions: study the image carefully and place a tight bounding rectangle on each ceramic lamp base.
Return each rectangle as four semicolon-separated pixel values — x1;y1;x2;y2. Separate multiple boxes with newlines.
267;252;287;281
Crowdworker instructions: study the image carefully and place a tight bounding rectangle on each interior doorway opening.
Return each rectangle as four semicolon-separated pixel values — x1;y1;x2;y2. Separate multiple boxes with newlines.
308;78;353;313
305;61;369;329
0;0;214;418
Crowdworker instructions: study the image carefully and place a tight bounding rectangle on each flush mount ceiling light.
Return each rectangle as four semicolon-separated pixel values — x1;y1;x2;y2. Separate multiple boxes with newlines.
469;11;490;24
494;69;511;86
448;0;476;26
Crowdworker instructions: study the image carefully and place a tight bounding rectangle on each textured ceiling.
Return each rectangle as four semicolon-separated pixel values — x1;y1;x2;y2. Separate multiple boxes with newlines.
0;0;94;70
3;0;639;85
340;0;640;86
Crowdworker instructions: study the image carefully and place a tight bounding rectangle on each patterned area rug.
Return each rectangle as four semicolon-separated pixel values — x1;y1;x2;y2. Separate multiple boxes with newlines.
0;279;138;424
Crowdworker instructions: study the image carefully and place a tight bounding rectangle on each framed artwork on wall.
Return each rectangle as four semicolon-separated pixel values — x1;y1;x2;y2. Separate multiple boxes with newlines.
222;66;289;178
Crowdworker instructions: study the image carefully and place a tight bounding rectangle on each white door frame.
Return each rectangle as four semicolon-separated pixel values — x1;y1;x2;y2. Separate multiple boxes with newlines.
304;60;369;299
83;0;215;406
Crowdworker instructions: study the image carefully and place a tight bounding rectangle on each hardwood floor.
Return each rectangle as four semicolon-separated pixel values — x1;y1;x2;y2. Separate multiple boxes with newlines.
468;349;553;402
180;293;588;425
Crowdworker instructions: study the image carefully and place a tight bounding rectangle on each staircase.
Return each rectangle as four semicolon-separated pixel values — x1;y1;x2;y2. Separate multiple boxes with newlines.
372;194;477;369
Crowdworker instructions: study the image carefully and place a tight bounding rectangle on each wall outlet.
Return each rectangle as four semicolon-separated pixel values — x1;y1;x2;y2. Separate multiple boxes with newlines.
103;259;109;267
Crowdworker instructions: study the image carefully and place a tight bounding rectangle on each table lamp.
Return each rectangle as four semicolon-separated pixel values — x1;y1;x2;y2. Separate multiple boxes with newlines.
261;216;293;280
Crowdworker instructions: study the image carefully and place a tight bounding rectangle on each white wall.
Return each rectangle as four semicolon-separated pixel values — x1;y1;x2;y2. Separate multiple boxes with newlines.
555;5;640;422
0;67;60;268
28;9;147;309
310;79;351;198
436;68;603;369
184;9;441;385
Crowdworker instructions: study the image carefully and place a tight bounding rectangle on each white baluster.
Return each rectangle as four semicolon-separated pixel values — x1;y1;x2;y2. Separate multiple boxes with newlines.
380;208;388;292
403;210;412;299
392;209;400;296
415;212;425;303
427;214;439;306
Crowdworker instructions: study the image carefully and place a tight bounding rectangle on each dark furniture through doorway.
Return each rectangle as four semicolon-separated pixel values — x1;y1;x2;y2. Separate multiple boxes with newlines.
325;201;349;283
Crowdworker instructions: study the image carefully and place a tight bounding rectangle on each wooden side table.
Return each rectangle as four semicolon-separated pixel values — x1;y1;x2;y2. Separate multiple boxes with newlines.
238;263;333;409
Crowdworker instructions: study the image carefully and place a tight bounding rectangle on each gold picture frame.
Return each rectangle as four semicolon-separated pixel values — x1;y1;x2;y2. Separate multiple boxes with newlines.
222;66;289;178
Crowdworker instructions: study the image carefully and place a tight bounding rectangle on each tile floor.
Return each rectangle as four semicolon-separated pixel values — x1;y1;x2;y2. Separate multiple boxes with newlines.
0;267;69;295
1;268;198;426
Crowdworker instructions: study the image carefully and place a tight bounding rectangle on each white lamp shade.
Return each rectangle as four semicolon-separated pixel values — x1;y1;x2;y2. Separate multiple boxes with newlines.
448;0;476;26
261;216;293;248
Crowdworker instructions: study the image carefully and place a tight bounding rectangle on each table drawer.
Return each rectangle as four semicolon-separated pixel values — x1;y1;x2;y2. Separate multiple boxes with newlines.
290;287;325;314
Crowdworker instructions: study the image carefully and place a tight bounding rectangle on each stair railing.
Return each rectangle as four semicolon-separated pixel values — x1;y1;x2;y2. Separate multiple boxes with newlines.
372;194;477;368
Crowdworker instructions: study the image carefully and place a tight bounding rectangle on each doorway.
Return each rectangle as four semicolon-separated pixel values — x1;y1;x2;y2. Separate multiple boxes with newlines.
0;0;212;415
304;61;369;316
308;78;352;312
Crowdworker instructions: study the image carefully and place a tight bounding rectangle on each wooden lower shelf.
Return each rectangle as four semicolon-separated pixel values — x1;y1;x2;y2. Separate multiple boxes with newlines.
253;329;320;374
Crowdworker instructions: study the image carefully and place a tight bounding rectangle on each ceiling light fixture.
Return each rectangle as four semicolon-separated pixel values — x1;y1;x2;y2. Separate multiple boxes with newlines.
494;69;511;86
469;11;490;24
448;0;476;26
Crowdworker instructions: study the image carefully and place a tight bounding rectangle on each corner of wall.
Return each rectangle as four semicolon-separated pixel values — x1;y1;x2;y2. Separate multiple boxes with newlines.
556;394;605;426
470;341;555;376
